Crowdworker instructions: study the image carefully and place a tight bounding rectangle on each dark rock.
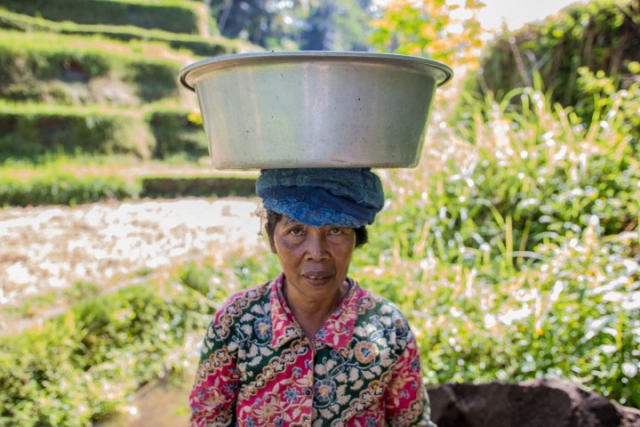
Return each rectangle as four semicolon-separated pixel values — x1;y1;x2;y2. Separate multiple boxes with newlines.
427;378;640;427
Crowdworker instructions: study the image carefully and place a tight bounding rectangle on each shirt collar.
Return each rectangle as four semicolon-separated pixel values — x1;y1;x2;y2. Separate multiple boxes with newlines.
270;274;305;348
269;274;361;350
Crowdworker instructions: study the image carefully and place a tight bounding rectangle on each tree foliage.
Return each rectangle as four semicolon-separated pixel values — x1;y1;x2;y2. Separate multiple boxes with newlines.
369;0;485;67
207;0;376;50
461;0;640;140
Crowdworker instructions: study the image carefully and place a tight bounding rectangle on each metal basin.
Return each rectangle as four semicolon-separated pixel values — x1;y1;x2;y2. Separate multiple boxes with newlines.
179;51;452;169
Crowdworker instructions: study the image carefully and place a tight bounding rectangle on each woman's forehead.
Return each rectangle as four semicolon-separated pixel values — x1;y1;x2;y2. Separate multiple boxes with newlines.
283;216;297;225
279;215;349;229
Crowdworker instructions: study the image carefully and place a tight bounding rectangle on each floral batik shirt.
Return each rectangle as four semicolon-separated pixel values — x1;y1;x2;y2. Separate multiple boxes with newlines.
190;274;436;427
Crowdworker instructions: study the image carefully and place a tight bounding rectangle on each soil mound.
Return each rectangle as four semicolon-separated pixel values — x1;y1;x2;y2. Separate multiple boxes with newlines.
428;378;640;427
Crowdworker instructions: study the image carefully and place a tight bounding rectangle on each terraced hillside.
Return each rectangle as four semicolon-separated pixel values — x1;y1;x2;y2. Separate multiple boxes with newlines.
0;0;259;164
0;0;211;35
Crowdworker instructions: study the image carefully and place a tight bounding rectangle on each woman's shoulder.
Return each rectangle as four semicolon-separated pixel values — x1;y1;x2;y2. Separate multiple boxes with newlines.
354;285;410;324
218;280;273;311
354;286;415;356
351;283;413;349
209;280;274;340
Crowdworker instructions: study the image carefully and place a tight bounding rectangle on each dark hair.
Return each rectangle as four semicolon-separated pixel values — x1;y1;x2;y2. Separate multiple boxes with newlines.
265;210;368;248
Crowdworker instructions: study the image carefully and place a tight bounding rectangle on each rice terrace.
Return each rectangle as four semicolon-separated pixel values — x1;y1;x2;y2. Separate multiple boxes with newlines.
0;0;639;426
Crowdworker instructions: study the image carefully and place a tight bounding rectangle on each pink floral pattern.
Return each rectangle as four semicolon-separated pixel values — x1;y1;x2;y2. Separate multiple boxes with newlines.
190;274;435;427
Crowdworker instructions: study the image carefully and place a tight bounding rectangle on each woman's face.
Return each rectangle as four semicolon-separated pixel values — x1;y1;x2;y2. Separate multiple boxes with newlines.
269;216;356;299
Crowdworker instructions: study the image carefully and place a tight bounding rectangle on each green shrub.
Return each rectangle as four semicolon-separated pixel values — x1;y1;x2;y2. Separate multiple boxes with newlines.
0;170;139;206
353;228;640;407
348;83;640;406
461;0;639;133
140;176;257;198
148;109;208;160
0;33;182;105
0;281;215;427
0;105;219;162
0;0;204;35
575;63;640;147
368;88;639;269
0;9;239;58
0;105;156;159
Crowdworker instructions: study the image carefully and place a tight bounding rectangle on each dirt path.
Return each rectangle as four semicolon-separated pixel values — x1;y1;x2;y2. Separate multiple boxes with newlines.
0;198;265;334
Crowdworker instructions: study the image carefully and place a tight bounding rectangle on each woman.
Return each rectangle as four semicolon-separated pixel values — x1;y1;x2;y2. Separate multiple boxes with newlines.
190;168;435;427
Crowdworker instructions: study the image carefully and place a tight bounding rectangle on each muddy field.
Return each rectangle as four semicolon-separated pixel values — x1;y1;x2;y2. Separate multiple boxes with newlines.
0;198;265;333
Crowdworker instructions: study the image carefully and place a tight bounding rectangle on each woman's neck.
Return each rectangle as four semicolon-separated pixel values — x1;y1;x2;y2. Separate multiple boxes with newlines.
283;278;349;340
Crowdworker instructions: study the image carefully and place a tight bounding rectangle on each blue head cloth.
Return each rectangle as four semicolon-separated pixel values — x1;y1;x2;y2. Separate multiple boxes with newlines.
256;168;384;228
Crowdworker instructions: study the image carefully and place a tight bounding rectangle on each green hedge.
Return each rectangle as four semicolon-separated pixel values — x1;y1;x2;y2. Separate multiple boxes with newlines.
0;280;215;427
0;171;139;207
378;89;640;269
0;169;258;206
148;109;209;160
0;105;156;159
0;9;238;58
462;0;639;130
0;33;182;105
0;0;204;35
140;176;257;198
342;78;640;407
0;105;209;161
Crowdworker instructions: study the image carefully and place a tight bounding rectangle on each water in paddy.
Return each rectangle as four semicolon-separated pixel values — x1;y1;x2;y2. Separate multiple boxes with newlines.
95;375;192;427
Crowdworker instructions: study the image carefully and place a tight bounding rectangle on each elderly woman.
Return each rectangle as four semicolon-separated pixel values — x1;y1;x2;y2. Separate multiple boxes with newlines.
189;168;434;427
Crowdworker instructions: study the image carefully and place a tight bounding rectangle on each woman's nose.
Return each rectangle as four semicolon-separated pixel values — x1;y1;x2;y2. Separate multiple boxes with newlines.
305;229;329;259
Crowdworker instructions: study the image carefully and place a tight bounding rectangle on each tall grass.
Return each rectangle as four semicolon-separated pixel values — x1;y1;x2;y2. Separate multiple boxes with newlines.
0;280;216;427
348;87;640;406
1;58;638;427
370;86;637;267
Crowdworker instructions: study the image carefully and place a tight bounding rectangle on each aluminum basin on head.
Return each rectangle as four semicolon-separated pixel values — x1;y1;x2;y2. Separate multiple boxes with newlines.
179;51;453;169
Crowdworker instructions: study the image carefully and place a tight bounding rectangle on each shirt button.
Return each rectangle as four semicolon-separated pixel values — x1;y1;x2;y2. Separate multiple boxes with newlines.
304;388;312;396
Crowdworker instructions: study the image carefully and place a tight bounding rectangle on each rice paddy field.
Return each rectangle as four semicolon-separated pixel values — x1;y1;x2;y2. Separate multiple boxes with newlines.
0;0;638;426
1;81;638;426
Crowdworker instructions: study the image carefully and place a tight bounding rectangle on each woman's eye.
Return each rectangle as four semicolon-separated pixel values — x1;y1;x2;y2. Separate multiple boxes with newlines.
289;227;304;236
328;227;342;235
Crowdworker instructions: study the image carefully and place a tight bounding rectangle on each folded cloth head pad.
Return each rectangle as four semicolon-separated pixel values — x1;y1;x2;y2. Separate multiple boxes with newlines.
256;168;384;228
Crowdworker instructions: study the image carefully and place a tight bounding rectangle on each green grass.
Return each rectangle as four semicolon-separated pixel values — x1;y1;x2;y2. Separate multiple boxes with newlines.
0;103;156;159
0;10;638;424
0;152;206;170
369;87;639;270
1;282;102;319
0;279;216;427
0;0;206;35
0;152;259;177
343;87;640;406
0;170;139;207
355;230;640;406
0;32;186;105
0;171;259;206
0;104;208;161
0;9;240;58
0;150;261;206
461;0;639;138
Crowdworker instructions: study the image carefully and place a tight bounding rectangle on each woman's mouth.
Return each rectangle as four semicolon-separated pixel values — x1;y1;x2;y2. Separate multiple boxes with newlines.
303;272;333;286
